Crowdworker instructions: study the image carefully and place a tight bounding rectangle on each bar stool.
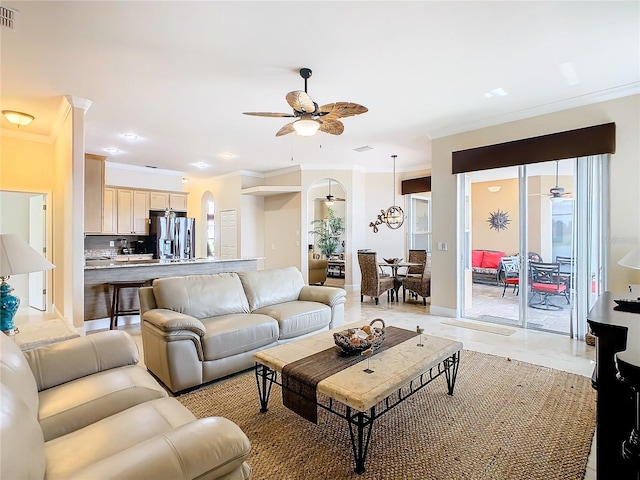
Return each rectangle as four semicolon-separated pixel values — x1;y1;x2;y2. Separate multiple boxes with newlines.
109;280;146;330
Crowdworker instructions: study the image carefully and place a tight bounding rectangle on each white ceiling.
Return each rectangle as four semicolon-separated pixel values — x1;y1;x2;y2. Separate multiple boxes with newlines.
1;1;638;179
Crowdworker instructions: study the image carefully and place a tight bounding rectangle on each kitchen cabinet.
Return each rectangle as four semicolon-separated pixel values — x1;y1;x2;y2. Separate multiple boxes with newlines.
116;189;149;234
102;187;116;234
149;191;188;212
84;154;106;234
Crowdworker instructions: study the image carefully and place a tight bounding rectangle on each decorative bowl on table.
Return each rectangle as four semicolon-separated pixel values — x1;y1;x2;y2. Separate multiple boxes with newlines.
383;257;402;264
333;319;386;355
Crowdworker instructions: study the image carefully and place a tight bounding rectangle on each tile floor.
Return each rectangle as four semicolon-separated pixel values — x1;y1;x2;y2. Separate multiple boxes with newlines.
79;288;597;479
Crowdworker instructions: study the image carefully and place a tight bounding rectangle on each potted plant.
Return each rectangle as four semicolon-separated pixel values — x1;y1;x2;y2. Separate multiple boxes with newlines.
309;208;345;258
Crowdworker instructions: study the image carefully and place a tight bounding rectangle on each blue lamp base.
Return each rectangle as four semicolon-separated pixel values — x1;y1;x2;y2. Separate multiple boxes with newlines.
0;281;20;336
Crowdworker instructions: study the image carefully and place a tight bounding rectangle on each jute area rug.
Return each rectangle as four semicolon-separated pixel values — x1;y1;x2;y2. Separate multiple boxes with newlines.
177;350;596;480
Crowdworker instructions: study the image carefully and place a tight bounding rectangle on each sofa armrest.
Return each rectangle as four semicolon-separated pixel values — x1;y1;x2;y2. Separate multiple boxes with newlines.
142;309;206;337
23;331;139;391
67;417;251;480
299;285;346;307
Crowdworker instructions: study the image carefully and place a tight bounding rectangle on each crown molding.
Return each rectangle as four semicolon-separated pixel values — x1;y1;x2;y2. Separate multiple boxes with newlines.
64;95;93;112
0;128;52;143
430;82;640;139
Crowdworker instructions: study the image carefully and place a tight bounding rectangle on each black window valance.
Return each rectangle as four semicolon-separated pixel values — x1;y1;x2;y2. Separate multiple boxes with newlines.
401;176;431;194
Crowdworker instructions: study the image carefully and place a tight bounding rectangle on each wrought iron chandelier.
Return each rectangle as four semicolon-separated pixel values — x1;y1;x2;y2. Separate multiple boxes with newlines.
383;154;405;229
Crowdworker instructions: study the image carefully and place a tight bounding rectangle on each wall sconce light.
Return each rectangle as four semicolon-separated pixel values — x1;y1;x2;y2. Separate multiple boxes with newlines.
2;110;35;127
487;185;502;193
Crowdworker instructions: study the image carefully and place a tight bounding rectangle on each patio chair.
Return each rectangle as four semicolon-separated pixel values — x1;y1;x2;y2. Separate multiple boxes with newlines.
500;255;520;297
555;255;575;290
358;251;395;305
402;254;431;306
528;261;570;310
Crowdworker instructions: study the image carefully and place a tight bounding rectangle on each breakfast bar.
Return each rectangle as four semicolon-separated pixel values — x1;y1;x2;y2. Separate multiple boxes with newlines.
84;257;259;321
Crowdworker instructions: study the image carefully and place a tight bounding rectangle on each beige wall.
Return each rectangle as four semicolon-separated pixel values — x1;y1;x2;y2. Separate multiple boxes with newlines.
471;179;519;254
432;94;640;315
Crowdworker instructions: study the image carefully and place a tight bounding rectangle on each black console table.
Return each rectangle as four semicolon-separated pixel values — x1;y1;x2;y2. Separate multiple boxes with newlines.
587;291;640;479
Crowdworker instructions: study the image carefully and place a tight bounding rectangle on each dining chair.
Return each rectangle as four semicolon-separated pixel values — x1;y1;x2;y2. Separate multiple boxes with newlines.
403;249;427;278
500;256;520;297
401;254;431;306
528;261;570;310
357;251;395;305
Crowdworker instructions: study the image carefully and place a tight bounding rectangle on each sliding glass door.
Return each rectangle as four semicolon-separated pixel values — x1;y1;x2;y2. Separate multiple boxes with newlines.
461;155;607;338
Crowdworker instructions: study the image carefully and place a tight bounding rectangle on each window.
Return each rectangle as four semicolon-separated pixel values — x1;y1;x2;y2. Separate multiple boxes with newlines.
407;194;431;252
206;200;215;257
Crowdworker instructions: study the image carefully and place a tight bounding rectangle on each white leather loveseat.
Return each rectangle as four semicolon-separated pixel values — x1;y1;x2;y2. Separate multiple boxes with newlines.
0;330;251;480
138;266;347;393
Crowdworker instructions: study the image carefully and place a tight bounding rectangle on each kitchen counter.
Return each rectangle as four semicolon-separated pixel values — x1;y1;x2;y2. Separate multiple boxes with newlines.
84;257;260;321
84;257;260;269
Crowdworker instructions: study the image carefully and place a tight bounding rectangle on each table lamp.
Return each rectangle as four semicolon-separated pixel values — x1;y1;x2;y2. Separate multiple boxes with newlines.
0;233;55;335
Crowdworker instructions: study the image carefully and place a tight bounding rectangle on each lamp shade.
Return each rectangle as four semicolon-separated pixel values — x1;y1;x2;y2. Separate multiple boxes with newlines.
619;246;640;270
292;119;320;136
0;234;54;277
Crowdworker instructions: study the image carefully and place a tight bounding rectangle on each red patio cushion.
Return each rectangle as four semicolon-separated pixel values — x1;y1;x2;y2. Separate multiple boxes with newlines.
481;251;505;269
472;250;484;268
532;283;566;293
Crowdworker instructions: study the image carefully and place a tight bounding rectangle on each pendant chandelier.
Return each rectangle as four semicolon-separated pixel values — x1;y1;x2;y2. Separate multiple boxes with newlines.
383;154;405;229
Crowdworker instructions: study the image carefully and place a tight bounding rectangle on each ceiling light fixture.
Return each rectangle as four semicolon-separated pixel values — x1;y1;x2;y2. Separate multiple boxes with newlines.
123;133;138;140
104;147;121;154
487;185;502;193
293;119;320;137
2;110;34;127
193;161;208;169
382;155;405;229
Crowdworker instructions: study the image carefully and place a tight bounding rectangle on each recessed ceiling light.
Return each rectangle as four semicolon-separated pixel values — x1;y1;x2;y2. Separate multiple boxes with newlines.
192;161;208;169
484;88;508;98
220;152;235;160
105;147;121;154
123;133;139;140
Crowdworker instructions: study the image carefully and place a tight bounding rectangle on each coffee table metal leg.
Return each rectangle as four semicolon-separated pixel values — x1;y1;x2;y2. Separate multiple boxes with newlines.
346;406;375;474
444;351;461;395
255;363;276;413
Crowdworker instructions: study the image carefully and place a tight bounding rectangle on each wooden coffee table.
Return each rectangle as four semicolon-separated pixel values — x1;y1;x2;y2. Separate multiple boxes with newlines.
253;322;463;474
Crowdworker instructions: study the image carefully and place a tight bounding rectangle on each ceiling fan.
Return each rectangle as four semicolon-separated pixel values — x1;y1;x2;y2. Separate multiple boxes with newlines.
548;160;572;202
316;180;345;205
243;68;368;137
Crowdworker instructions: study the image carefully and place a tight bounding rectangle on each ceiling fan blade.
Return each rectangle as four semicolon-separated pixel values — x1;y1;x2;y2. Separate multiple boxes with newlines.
317;102;368;119
286;90;316;114
275;122;296;137
243;112;296;118
319;119;344;135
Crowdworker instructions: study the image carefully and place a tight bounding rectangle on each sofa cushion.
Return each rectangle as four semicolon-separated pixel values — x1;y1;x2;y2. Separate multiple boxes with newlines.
0;332;39;416
153;273;250;319
238;267;304;311
253;301;331;339
480;251;504;269
0;386;46;480
45;397;196;480
200;314;279;361
471;250;484;268
38;365;168;441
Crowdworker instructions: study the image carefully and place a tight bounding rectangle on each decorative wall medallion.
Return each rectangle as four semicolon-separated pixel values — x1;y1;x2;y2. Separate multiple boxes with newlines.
487;209;510;231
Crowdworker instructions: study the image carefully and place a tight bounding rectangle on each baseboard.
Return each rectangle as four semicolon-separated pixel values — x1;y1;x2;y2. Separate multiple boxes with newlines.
429;305;458;318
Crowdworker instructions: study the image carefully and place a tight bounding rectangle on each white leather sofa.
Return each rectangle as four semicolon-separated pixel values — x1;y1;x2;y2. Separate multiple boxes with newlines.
0;330;251;480
139;266;347;393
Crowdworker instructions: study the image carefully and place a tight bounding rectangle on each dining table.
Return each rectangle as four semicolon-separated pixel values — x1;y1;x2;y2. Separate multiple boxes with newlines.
378;261;423;302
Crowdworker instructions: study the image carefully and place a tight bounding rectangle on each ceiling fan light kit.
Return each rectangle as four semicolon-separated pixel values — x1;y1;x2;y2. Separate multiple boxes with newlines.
2;110;34;127
243;67;367;137
292;119;320;136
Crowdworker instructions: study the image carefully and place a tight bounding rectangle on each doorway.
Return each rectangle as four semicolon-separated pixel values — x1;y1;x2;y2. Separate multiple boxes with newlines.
461;156;607;338
0;191;50;313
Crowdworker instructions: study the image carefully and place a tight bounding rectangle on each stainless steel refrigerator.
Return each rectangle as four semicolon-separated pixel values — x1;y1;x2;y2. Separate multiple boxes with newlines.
149;215;195;260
